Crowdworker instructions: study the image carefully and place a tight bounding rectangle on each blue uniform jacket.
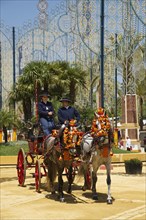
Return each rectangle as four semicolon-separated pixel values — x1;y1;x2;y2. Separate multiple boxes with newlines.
58;106;80;124
38;101;54;121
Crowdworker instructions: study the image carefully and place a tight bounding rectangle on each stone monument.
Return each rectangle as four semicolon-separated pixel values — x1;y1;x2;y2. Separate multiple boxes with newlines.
120;94;140;148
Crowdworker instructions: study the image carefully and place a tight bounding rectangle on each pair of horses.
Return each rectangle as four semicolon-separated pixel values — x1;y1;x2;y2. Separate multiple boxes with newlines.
44;108;113;204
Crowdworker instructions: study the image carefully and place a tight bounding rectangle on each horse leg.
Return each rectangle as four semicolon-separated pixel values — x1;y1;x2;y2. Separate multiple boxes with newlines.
46;160;56;194
91;160;99;200
92;169;98;200
82;162;89;191
105;162;112;204
67;165;73;194
58;169;65;202
50;180;55;194
50;161;56;194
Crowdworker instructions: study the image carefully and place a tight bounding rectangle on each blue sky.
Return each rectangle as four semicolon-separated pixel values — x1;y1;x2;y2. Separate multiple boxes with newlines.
0;0;61;27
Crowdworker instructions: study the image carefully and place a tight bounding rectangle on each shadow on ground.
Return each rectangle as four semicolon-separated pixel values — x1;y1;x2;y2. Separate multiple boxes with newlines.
26;180;114;204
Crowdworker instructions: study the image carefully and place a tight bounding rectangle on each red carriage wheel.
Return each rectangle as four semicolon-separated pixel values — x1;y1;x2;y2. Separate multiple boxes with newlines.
35;160;41;192
17;148;26;186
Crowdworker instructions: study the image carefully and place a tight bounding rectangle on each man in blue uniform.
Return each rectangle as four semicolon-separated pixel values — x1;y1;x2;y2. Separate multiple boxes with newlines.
38;92;55;136
58;98;80;125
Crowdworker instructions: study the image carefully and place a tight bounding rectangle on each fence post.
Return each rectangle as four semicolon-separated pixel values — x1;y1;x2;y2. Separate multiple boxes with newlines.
0;129;3;143
114;128;118;148
12;128;17;141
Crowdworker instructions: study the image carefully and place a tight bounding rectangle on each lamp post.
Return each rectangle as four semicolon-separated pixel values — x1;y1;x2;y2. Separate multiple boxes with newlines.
115;33;118;128
114;33;118;147
90;51;93;108
12;27;16;86
0;41;2;110
12;27;16;110
100;0;104;108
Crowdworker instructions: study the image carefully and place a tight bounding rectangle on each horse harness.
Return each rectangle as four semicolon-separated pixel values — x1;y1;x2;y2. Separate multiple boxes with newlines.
44;120;83;163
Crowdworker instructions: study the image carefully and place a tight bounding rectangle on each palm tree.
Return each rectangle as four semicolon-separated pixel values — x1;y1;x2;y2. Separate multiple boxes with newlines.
56;61;87;103
0;110;16;143
9;61;63;121
9;61;87;121
21;61;62;93
9;80;33;121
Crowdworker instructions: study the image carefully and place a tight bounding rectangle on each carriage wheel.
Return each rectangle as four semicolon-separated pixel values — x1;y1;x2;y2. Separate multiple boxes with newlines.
35;160;41;192
86;165;92;190
17;148;26;186
65;166;77;184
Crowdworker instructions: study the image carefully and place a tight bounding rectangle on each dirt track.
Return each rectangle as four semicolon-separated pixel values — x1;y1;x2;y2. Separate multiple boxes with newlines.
0;165;146;220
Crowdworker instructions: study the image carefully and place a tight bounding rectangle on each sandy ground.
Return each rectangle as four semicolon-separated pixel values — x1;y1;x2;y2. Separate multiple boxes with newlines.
0;165;146;220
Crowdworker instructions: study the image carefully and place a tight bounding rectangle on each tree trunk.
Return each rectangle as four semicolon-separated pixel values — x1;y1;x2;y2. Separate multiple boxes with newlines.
69;81;76;104
3;126;8;143
43;81;48;93
23;98;32;122
35;83;42;104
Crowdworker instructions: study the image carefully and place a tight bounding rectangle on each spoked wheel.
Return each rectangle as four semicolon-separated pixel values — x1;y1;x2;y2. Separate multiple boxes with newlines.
35;160;41;192
86;165;92;190
17;148;26;186
65;166;78;184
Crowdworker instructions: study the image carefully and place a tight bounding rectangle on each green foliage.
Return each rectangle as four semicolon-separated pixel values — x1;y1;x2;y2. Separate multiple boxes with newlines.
9;61;87;121
77;105;95;124
124;158;142;165
50;97;62;123
124;158;143;174
52;61;87;103
136;75;146;119
0;109;16;129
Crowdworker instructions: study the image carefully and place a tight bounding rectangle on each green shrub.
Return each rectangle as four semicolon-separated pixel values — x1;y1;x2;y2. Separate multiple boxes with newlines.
124;158;143;174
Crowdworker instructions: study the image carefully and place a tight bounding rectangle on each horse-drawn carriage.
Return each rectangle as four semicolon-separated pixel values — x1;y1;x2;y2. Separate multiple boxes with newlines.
16;119;91;194
16;107;114;204
16;122;47;192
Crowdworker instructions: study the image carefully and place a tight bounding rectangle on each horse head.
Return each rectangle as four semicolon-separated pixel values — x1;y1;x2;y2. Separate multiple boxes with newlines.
81;108;114;157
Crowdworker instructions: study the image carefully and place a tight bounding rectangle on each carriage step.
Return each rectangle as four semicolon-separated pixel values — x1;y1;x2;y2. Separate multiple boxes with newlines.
100;165;113;170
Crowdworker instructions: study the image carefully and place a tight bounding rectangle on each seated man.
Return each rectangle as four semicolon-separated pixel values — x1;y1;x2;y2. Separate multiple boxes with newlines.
38;91;55;136
57;97;80;125
57;98;81;151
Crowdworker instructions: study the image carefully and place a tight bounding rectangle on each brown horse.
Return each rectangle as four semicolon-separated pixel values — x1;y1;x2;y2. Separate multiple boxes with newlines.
44;122;82;202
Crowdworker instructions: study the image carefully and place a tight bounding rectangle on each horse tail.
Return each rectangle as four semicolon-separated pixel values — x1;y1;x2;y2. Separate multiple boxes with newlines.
46;159;57;191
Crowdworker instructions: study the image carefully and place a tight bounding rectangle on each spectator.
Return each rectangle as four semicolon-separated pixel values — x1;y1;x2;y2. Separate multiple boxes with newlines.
126;136;132;151
119;137;124;150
